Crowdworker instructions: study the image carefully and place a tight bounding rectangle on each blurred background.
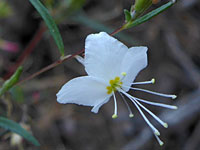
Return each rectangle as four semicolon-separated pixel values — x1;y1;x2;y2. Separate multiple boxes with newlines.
0;0;200;149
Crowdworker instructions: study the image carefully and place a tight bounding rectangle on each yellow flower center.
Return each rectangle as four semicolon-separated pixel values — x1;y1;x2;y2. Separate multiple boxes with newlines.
106;77;123;94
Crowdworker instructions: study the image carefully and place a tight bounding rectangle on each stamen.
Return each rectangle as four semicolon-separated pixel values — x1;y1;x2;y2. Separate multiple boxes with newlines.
135;100;168;128
132;78;155;85
121;72;127;81
121;72;127;76
128;87;177;99
118;92;134;118
154;133;164;146
112;93;118;119
120;90;160;136
134;97;178;110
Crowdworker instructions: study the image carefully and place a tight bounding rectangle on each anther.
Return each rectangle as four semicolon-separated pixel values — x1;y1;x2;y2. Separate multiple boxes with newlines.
159;141;164;146
155;130;160;136
151;78;155;84
112;114;118;119
121;72;127;76
163;123;168;128
154;134;164;146
172;95;177;99
174;106;178;109
129;113;134;118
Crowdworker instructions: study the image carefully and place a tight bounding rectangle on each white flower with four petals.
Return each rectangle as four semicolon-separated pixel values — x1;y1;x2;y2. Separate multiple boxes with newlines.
57;32;177;145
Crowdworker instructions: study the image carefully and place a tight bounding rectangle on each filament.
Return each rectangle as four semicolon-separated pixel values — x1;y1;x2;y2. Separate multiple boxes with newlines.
154;134;164;146
135;100;168;128
131;78;155;85
112;92;118;119
134;97;178;110
120;90;160;136
118;92;134;118
126;86;177;99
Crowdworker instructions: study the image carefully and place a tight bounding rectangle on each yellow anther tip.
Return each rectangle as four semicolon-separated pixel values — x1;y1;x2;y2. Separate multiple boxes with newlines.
174;106;178;109
112;114;118;119
159;141;164;146
163;123;168;128
172;95;177;99
151;78;155;84
121;72;127;76
129;114;134;118
155;130;160;136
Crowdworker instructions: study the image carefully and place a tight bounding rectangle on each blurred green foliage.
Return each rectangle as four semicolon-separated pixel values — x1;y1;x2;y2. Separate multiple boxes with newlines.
0;117;40;146
30;0;65;56
0;0;13;18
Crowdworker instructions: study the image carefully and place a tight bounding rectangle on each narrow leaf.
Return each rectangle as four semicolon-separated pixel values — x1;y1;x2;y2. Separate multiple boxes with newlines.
0;66;23;97
29;0;64;56
0;117;40;146
124;0;176;29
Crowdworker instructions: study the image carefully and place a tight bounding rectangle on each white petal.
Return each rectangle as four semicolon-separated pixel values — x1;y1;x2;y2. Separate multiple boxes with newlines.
120;46;148;91
57;76;111;112
91;97;110;113
84;32;128;81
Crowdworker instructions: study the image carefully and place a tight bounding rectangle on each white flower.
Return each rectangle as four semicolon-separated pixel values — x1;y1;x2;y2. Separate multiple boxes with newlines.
57;32;177;145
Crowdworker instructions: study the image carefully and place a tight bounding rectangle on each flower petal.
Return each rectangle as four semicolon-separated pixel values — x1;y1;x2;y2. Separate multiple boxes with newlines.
91;97;110;113
120;46;148;91
84;32;128;81
56;76;111;112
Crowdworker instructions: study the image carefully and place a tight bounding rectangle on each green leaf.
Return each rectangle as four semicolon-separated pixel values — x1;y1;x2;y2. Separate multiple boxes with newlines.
124;0;176;29
29;0;65;56
124;9;131;22
0;66;23;97
0;117;40;146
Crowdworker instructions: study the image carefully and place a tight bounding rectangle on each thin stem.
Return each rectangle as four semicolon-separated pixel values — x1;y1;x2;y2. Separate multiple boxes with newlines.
118;92;134;117
131;78;155;85
4;24;46;80
121;84;177;99
132;87;177;99
154;133;164;146
110;26;124;36
120;90;160;136
134;97;178;110
112;92;118;119
17;26;125;85
17;49;84;85
134;100;168;128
